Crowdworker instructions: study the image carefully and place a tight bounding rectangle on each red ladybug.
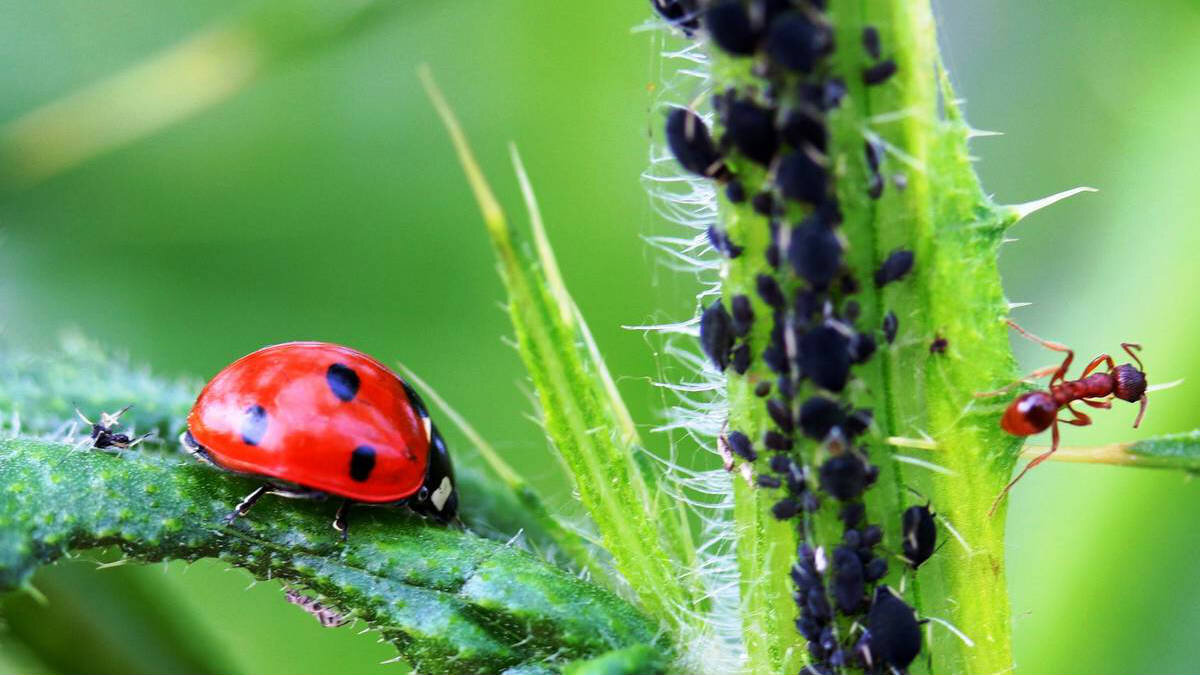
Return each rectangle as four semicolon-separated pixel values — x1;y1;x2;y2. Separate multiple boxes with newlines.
182;342;457;536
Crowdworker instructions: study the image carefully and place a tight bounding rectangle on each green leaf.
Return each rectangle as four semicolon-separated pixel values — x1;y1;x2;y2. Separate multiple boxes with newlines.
0;439;665;675
421;67;701;634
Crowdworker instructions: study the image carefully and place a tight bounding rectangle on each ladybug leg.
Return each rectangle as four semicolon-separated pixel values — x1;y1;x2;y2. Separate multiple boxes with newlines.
332;500;351;541
225;484;272;525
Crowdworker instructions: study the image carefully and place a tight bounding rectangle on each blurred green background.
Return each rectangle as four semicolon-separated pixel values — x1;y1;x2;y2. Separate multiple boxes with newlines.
0;1;1197;673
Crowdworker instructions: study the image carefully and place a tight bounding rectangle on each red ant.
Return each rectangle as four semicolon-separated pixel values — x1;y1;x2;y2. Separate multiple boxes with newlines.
984;320;1148;516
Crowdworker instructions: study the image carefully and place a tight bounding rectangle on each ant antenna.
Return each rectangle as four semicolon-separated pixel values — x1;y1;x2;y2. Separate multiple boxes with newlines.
1121;342;1145;372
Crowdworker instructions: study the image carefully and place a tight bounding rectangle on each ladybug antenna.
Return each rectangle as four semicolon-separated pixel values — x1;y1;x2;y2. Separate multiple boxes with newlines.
1122;342;1145;372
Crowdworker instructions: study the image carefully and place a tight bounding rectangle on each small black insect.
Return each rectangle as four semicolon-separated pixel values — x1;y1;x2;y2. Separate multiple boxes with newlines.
752;192;776;216
726;430;758;462
775;150;827;204
797;325;851;392
765;12;831;73
731;343;751;374
862;586;923;670
863;59;898;86
788;217;843;289
840;502;865;528
77;405;143;450
831;546;865;614
773;497;802;520
766;398;795;432
706;0;758;55
819;452;869;501
699;300;735;370
862;25;881;59
754;380;772;397
762;344;790;375
874;249;915;287
799;396;844;440
864;139;883;172
723;98;780;165
780;108;827;153
867;171;884;200
849;331;876;364
902;503;937;569
764;430;794;452
844;408;873;438
731;294;755;337
864;556;888;582
756;273;786;308
862;524;883;547
665;107;727;179
707;225;744;258
757;474;782;489
725;179;747;203
882;310;899;344
930;334;948;354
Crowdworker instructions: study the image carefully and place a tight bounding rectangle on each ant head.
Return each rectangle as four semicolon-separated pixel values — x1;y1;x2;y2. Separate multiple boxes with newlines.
1112;364;1147;403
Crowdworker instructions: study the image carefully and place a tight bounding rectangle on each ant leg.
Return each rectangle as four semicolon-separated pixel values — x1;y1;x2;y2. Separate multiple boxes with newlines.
1079;354;1116;378
225;484;272;525
332;500;352;541
1133;394;1148;429
989;420;1061;517
1080;398;1112;410
1061;404;1092;427
1006;320;1074;385
974;364;1060;398
1122;343;1145;371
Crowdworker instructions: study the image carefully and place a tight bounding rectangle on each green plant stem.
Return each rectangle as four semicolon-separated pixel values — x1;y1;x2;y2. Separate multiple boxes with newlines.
0;439;664;675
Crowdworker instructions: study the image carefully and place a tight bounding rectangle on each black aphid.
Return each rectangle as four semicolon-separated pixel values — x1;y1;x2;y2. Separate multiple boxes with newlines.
865;139;883;172
756;273;786;308
726;180;747;203
754;381;772;397
801;492;821;512
788;217;843;288
799;396;844;440
819;453;868;501
863;59;898;86
757;474;782;489
706;0;758;55
752;192;776;216
776;373;796;399
699;300;735;370
840;502;865;528
862;524;883;547
867;171;884;199
707;225;744;258
768;453;794;474
764;430;794;451
762;345;790;374
862;25;881;59
773;497;802;520
874;249;914;287
831;546;865;614
902;504;937;569
766;398;795;432
845;408;873;438
863;587;922;670
724;98;780;165
731;343;751;374
780;108;827;153
849;331;876;364
776;150;827;204
666;108;727;179
765;12;830;73
797;325;851;392
864;556;888;582
727;430;758;462
930;335;948;354
882;310;898;344
731;294;754;337
843;300;861;323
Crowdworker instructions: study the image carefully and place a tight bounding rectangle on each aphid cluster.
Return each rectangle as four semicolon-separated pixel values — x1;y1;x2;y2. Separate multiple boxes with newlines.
661;1;925;671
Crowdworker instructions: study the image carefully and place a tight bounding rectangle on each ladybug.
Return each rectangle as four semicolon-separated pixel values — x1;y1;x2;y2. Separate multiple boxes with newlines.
181;342;457;537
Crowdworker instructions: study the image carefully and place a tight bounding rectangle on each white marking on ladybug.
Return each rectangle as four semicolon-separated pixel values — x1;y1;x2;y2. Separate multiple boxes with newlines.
423;416;432;442
431;477;453;511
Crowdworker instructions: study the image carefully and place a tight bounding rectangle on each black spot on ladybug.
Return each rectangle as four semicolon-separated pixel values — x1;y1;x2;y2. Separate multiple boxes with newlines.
349;445;377;482
241;405;268;446
863;59;898;86
326;363;361;402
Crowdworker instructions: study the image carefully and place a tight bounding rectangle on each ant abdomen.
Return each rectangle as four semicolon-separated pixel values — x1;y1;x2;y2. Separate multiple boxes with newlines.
1001;391;1056;436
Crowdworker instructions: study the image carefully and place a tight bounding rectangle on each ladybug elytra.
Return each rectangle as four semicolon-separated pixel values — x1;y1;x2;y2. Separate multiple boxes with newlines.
182;342;457;536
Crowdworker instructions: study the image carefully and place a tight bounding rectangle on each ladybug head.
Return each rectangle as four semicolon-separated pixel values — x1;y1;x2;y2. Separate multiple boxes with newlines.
409;425;457;522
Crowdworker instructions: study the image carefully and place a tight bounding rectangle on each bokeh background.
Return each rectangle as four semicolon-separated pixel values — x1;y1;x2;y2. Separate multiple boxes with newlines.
0;1;1197;673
